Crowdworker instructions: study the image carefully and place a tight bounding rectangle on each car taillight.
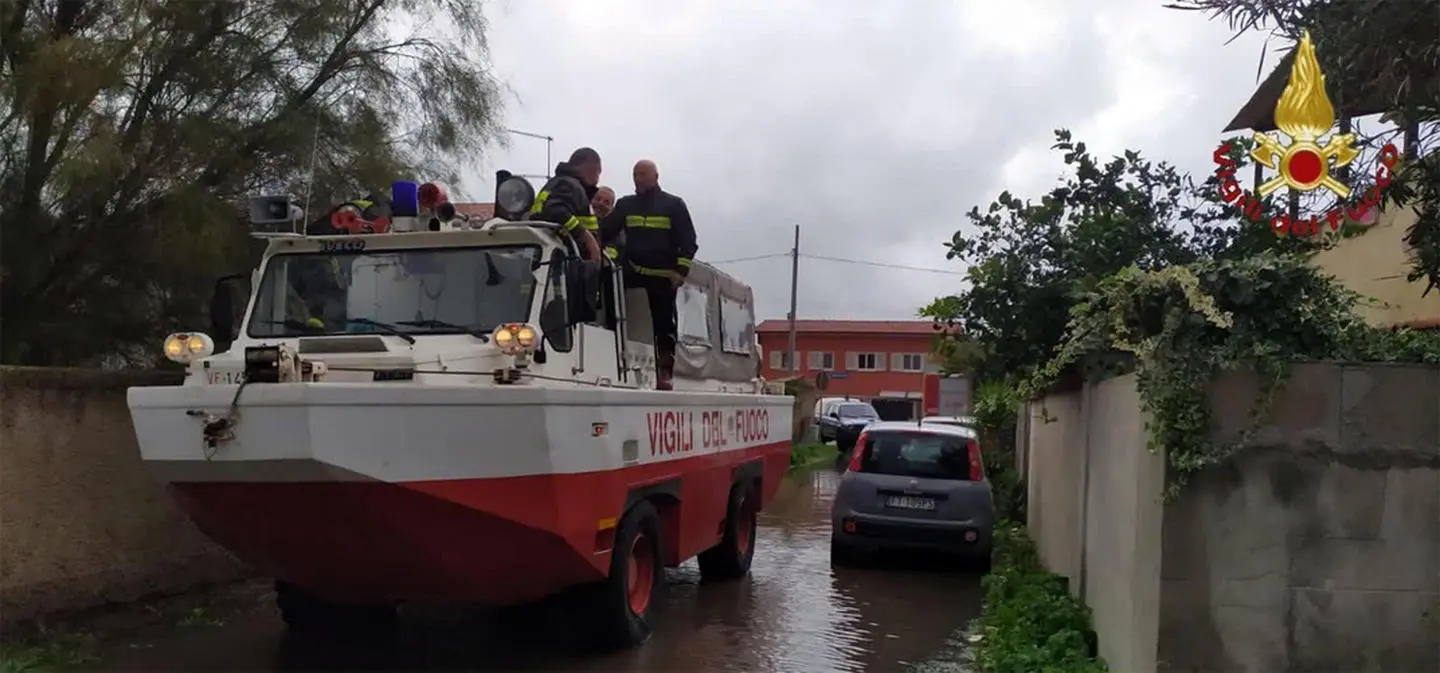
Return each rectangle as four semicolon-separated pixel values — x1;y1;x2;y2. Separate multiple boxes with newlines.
846;432;868;472
968;440;984;481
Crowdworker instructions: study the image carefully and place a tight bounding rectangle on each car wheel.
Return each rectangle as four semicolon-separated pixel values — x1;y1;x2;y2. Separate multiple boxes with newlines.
698;481;758;581
966;545;993;574
829;539;863;567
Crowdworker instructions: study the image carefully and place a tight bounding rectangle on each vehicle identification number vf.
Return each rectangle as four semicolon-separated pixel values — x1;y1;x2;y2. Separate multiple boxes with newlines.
646;408;771;457
206;371;244;385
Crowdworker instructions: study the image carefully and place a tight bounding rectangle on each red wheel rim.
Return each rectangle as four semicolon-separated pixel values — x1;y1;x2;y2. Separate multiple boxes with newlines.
626;532;654;615
736;493;754;555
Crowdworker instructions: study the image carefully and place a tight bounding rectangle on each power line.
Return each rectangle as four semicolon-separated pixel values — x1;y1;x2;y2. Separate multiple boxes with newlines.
800;253;965;276
707;253;791;265
707;250;965;276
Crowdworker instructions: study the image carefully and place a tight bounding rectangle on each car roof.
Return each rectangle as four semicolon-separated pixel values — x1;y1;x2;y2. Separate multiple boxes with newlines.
922;415;978;424
863;420;978;438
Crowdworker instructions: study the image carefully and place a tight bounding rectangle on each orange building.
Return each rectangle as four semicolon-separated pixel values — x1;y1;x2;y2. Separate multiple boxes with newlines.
755;319;947;419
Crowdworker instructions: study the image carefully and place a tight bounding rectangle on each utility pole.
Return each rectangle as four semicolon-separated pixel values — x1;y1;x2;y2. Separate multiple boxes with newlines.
787;224;800;376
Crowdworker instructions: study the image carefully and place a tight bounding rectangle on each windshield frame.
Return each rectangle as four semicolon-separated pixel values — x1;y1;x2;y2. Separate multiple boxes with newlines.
243;243;544;340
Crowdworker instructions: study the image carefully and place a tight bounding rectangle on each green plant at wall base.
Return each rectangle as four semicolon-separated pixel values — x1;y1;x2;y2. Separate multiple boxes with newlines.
789;442;832;469
973;380;1026;521
972;522;1106;673
1026;251;1440;498
0;630;99;673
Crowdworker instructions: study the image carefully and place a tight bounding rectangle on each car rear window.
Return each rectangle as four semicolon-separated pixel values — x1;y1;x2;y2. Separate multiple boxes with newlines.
837;404;877;419
857;430;975;480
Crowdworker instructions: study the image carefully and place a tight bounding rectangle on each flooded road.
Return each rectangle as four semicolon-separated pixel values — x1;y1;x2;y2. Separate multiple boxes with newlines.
88;469;983;672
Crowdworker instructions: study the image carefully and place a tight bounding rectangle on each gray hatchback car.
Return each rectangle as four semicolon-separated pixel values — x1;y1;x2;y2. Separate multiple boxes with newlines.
830;421;994;570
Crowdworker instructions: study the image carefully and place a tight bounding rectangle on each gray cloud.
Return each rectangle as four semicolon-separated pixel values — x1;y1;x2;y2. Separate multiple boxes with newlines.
463;0;1272;321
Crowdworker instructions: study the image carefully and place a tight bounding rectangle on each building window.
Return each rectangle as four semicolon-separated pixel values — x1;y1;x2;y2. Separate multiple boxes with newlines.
850;352;884;371
808;351;834;370
893;352;925;372
769;350;793;371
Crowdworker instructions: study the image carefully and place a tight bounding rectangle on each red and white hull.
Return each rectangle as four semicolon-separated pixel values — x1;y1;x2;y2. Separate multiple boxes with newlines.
128;383;793;606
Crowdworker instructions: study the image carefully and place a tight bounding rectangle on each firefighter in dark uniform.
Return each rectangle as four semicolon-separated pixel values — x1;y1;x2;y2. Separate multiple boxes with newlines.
287;198;388;330
600;159;698;390
529;147;604;262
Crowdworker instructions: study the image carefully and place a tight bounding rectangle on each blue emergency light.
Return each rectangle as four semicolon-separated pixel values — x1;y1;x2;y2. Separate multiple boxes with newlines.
391;181;419;217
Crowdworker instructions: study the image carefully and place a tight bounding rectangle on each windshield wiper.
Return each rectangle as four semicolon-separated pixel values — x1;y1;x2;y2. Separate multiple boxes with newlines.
396;319;490;342
344;318;417;344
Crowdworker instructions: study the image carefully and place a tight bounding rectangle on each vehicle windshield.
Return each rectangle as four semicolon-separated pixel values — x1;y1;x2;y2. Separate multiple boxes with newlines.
837;403;878;419
858;431;974;480
246;245;541;338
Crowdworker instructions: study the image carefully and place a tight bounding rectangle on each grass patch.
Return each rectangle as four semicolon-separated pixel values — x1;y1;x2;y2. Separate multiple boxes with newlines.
789;441;833;469
0;629;99;673
972;522;1107;673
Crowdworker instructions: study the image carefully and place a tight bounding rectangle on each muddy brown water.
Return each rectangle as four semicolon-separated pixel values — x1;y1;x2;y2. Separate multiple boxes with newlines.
82;468;982;672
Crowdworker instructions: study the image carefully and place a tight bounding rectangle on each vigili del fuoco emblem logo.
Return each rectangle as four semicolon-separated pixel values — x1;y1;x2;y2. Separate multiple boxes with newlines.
1211;30;1399;237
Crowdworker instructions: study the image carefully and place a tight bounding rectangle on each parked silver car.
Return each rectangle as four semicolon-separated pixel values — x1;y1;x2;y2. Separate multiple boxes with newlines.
830;421;993;570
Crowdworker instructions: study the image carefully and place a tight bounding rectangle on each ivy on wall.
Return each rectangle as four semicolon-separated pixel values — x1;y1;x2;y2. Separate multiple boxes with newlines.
1024;251;1440;497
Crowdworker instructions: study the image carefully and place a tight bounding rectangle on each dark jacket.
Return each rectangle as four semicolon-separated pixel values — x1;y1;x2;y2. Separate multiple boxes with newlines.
530;162;595;234
599;187;698;278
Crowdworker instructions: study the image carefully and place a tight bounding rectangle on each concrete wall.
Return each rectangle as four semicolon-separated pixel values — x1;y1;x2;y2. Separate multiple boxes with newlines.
0;367;247;626
1311;205;1440;327
1022;363;1440;673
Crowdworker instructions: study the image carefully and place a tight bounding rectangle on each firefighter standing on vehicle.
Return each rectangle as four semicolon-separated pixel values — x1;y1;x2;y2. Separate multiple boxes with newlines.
600;159;697;391
529;147;604;262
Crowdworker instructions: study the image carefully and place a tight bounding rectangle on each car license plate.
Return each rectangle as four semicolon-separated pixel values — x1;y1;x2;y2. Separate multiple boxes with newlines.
885;495;935;511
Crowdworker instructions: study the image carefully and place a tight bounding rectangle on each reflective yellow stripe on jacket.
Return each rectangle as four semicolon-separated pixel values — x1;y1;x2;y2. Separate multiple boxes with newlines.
577;215;598;231
529;190;549;215
529;189;584;231
624;215;671;229
631;264;674;277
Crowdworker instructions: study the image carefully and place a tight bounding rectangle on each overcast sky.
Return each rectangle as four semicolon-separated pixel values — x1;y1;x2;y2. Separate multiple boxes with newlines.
458;0;1274;322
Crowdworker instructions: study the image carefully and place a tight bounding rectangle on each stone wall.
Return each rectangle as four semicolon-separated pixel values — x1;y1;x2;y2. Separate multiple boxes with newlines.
0;367;248;627
1022;363;1440;673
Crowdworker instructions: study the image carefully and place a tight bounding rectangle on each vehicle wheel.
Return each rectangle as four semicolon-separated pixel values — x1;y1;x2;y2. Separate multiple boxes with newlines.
275;581;397;638
588;500;665;650
698;481;759;581
968;546;994;574
830;539;862;567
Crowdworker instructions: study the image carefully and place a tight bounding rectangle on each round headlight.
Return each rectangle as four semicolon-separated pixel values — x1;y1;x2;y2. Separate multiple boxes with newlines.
496;177;535;216
163;332;215;363
515;325;536;348
492;325;516;350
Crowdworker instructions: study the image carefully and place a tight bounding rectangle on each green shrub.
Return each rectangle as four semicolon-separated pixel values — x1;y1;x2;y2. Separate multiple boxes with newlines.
789;442;831;469
973;523;1106;673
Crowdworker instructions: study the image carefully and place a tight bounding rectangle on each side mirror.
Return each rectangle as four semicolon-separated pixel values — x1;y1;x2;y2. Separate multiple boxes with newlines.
209;274;249;353
539;298;572;352
565;258;601;325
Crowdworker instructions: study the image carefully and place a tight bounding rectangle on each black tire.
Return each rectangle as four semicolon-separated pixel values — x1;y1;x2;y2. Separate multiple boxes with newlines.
275;581;397;638
587;500;665;650
968;546;994;574
829;539;861;567
698;482;758;581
